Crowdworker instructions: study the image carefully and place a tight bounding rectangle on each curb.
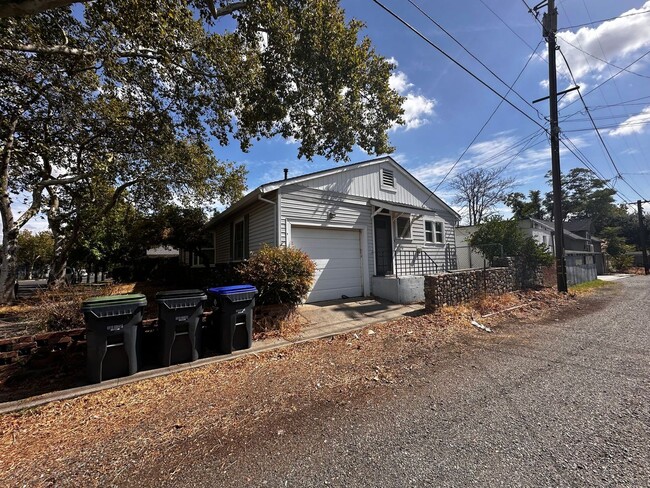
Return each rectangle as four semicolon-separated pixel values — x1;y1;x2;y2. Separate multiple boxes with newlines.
0;319;378;415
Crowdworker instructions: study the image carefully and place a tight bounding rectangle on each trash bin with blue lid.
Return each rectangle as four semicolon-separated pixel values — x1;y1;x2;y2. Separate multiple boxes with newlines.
207;285;258;354
155;289;207;366
81;293;147;383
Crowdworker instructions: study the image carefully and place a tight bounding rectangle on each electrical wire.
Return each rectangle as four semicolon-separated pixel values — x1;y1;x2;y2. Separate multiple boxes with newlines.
370;0;547;132
558;37;650;80
559;9;650;31
478;0;545;63
407;0;543;119
558;47;623;179
431;41;545;192
561;49;650;111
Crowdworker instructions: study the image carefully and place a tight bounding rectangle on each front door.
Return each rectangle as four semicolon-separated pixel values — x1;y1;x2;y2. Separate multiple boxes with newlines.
374;214;393;276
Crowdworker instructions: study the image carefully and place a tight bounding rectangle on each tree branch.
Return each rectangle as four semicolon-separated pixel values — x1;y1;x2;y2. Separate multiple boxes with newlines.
0;0;247;19
0;43;162;59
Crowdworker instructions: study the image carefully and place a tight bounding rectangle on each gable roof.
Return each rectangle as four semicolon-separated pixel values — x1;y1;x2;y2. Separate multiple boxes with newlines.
564;219;593;233
206;156;460;228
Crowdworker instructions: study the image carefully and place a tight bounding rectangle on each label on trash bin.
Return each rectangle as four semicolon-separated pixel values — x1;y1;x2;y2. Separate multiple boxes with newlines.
107;325;123;332
176;315;189;322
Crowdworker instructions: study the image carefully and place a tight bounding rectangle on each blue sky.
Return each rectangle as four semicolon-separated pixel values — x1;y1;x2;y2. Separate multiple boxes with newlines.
16;0;650;232
216;0;650;222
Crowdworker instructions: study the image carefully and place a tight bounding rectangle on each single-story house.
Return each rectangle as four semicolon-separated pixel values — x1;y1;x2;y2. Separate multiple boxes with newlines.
205;156;460;303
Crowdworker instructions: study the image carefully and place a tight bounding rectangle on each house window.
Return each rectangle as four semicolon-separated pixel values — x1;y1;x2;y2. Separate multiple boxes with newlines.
381;168;395;189
396;216;411;239
233;219;245;260
425;221;444;244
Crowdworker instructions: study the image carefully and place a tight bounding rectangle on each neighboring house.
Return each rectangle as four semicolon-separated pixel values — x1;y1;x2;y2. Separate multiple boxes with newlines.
146;246;180;259
454;226;489;269
205;156;460;303
456;218;605;283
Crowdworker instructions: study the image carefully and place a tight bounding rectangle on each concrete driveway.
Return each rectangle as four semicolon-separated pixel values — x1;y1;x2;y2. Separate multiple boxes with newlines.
298;297;424;335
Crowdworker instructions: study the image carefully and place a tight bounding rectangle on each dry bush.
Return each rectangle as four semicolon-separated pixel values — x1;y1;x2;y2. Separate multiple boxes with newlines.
32;284;139;332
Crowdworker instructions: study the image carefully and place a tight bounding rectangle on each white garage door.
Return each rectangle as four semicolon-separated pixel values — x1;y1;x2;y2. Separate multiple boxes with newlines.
291;226;363;303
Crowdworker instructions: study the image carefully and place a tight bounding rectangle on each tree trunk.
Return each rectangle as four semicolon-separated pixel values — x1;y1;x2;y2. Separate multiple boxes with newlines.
0;116;20;304
47;231;69;287
0;227;19;303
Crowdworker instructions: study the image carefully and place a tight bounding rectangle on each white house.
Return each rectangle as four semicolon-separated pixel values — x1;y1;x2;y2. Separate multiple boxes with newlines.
205;156;460;303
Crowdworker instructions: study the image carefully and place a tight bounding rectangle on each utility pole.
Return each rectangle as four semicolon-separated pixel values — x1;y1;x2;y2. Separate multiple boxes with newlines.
542;0;568;292
638;200;649;275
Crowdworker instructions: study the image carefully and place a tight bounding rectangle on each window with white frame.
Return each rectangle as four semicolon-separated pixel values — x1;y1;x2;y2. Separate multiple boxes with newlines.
425;220;444;244
395;216;411;239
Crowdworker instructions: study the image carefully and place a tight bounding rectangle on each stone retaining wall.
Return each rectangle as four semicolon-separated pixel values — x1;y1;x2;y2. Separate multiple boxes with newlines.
425;257;548;311
424;267;516;311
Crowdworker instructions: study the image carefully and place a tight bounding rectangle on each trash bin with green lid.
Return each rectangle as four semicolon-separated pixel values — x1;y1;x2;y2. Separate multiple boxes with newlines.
82;293;147;383
207;285;257;354
155;289;207;366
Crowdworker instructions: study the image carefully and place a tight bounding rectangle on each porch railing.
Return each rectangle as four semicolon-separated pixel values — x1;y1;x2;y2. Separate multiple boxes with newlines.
395;249;439;276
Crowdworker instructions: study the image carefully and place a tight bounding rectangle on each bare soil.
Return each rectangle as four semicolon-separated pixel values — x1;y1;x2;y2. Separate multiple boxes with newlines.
0;287;607;487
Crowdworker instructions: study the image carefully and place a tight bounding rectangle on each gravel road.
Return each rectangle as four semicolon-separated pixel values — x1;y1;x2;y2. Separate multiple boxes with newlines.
147;276;649;487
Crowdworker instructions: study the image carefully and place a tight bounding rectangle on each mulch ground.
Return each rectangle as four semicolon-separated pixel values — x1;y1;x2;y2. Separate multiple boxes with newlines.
0;287;599;487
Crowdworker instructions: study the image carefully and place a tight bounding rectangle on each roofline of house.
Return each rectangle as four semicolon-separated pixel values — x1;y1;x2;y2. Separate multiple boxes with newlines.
205;156;461;229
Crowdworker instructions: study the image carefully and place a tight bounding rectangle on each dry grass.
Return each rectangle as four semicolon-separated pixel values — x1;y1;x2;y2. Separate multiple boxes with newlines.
0;286;585;486
1;282;171;333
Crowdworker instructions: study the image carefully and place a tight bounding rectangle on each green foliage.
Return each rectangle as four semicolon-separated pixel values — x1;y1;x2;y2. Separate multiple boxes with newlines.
469;216;553;270
17;230;54;277
542;168;624;233
505;190;546;220
611;253;634;272
237;245;316;306
0;1;402;295
468;217;520;262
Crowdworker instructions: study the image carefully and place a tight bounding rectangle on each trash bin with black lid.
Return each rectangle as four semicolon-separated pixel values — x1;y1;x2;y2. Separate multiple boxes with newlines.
155;289;207;366
207;285;257;354
81;293;147;383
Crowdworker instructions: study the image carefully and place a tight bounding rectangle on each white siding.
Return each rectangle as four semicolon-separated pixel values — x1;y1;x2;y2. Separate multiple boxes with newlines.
301;161;448;214
248;198;276;253
280;185;374;278
214;193;277;263
393;217;457;274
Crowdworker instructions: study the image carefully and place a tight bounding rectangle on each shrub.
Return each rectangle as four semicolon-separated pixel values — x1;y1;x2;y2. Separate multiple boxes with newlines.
237;245;316;306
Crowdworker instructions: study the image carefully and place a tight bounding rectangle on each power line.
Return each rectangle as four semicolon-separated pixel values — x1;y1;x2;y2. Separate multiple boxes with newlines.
558;37;650;80
562;120;650;132
557;47;623;179
559;9;650;31
408;0;544;118
370;0;547;132
478;0;545;62
561;49;650;111
430;41;545;192
559;136;636;204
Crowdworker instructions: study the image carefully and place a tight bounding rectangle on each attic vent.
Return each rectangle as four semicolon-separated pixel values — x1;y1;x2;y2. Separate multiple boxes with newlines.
381;168;395;188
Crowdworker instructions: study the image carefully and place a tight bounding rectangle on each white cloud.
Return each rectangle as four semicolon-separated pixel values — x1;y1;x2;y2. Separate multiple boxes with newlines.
556;2;650;81
389;71;413;94
539;79;549;89
609;106;650;136
388;59;437;131
401;94;436;131
411;158;462;187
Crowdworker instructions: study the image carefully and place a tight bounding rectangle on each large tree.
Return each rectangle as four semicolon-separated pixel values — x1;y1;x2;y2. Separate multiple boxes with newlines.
451;167;514;226
542;168;625;233
16;229;53;279
505;190;546;220
0;0;404;302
